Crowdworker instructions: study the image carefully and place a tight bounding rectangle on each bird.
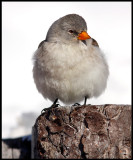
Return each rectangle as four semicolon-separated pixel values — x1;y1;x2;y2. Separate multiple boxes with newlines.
33;14;109;108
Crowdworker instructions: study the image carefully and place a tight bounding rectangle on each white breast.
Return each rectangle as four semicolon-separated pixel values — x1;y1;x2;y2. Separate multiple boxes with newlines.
33;39;109;104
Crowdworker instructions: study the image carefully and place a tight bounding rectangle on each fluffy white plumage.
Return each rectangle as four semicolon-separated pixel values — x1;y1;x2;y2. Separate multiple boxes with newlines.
33;40;108;104
33;14;109;105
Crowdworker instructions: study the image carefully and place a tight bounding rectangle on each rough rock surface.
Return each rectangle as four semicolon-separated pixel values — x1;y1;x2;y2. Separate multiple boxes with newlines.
32;104;131;159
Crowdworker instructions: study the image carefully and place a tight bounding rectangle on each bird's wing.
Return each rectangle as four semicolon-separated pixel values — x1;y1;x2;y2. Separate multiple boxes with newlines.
38;40;47;48
91;38;99;47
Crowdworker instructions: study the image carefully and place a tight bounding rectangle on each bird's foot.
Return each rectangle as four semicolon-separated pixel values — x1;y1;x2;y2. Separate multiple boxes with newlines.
72;103;81;106
41;104;60;114
41;98;59;114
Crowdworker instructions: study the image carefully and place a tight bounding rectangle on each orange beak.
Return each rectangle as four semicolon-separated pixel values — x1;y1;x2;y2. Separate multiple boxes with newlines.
78;31;91;40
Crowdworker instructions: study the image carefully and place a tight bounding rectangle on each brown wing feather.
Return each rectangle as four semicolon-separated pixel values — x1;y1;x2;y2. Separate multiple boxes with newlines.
92;38;99;47
38;40;46;48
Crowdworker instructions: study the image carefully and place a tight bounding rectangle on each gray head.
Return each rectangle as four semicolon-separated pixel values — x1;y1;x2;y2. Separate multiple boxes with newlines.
46;14;91;44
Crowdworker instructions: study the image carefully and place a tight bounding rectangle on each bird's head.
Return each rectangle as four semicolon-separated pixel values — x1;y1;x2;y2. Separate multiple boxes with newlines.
46;14;91;44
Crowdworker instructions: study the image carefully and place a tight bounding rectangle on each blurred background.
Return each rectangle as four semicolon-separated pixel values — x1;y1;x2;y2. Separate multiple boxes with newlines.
2;2;131;138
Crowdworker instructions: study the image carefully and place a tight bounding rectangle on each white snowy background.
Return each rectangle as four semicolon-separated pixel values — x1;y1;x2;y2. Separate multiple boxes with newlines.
2;2;131;138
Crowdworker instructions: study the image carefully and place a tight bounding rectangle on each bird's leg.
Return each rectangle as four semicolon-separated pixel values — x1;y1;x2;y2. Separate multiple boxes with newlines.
41;98;59;113
84;96;88;106
52;98;59;107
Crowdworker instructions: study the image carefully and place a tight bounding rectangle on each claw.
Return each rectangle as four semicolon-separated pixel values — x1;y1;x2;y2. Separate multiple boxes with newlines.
41;98;59;114
72;103;80;106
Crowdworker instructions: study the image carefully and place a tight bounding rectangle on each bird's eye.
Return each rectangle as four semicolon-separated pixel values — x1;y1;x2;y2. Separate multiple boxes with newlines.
68;30;74;34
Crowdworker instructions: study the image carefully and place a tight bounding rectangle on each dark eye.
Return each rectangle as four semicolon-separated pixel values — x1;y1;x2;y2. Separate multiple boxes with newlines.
68;30;74;33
